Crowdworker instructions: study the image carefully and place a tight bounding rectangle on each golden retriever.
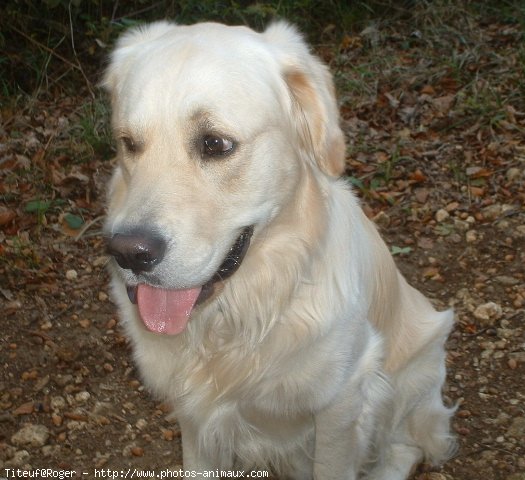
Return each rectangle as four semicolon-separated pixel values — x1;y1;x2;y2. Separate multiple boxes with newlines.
103;21;455;479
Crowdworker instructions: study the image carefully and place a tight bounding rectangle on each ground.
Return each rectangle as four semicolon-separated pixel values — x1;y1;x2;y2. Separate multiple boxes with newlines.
0;4;524;480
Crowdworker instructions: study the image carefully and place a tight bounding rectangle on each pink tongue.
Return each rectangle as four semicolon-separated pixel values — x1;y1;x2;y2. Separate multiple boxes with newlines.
137;284;202;335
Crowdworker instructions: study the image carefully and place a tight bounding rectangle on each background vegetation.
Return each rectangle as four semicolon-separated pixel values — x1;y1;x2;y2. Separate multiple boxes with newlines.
2;0;523;160
0;0;378;97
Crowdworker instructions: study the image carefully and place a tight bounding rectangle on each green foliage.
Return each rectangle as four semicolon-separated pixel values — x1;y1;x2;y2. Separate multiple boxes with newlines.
390;245;412;256
64;213;85;229
24;199;55;215
24;198;67;226
74;98;113;159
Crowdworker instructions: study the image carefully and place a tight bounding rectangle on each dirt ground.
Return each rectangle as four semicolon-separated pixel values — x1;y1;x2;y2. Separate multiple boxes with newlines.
1;5;524;480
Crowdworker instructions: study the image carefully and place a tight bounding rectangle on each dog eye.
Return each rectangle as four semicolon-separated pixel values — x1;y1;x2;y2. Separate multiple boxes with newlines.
121;136;138;154
202;135;234;157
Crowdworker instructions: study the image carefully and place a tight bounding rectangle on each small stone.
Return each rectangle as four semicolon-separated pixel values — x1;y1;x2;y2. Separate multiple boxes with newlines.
495;275;520;286
128;380;141;389
497;328;515;339
5;449;30;467
50;395;66;411
506;416;525;439
496;219;510;230
506;167;521;182
156;403;171;414
418;237;434;250
42;445;60;457
448;233;462;244
40;320;52;331
106;318;117;329
21;370;38;381
457;409;471;418
466;230;477;243
11;423;50;447
78;319;91;329
33;375;50;392
74;391;91;404
131;446;144;457
416;473;447;480
65;269;78;280
51;414;63;426
473;302;503;325
435;209;450;222
54;375;73;387
123;443;137;457
482;204;502;221
516;225;525;238
453;218;470;231
67;420;87;431
162;429;175;441
508;358;518;370
92;256;108;268
98;291;109;302
135;418;148;430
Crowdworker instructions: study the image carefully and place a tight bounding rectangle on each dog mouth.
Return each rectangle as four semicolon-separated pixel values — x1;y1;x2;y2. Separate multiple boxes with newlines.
125;226;254;335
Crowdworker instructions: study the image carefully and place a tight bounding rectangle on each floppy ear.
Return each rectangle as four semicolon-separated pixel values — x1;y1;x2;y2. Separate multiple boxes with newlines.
264;22;346;177
102;21;176;99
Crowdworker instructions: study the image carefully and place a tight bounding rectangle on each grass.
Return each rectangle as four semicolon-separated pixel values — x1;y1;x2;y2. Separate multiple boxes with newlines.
73;99;114;160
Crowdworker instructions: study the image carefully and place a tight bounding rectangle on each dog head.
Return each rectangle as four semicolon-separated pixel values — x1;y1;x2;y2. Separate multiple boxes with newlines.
103;21;345;335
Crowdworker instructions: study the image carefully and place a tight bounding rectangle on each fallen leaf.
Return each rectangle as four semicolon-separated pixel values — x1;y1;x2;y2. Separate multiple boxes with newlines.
415;188;430;203
13;401;35;416
469;186;485;197
64;213;84;230
410;169;427;183
375;151;390;163
422;266;441;278
64;412;89;421
421;85;436;95
466;167;494;178
432;94;455;113
0;206;16;226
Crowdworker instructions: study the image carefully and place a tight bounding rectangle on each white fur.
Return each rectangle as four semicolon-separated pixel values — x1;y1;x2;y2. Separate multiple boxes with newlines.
104;21;455;479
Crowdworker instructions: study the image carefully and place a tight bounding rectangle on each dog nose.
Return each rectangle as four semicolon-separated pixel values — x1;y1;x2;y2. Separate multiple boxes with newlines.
106;230;167;273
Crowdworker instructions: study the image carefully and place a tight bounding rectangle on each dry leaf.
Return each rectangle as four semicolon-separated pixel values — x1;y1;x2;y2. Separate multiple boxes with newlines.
13;401;35;416
0;206;16;226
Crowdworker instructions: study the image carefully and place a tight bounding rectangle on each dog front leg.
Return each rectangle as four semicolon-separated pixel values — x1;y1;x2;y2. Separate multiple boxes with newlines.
179;418;217;475
313;356;389;480
313;398;371;480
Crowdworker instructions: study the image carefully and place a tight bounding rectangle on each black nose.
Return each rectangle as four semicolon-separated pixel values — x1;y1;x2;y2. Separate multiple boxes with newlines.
106;230;167;273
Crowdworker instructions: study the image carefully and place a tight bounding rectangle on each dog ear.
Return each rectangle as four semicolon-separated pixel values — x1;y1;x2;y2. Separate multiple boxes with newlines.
264;22;346;177
102;21;176;99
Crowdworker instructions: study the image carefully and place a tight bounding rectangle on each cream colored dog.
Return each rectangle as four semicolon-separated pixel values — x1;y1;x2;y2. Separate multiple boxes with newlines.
103;21;455;479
